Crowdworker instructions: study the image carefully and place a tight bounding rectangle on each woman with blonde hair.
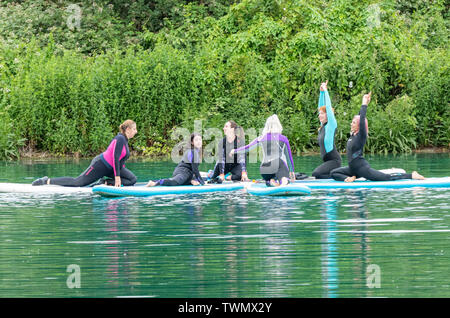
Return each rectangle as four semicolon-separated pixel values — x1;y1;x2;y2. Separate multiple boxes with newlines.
32;120;138;187
231;114;295;187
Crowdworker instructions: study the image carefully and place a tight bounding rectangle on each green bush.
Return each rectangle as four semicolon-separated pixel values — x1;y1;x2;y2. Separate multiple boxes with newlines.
366;95;418;154
0;0;448;157
0;109;26;160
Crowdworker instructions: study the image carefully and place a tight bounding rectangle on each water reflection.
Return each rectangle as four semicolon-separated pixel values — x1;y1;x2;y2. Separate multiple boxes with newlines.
1;153;450;297
92;198;139;296
320;192;339;297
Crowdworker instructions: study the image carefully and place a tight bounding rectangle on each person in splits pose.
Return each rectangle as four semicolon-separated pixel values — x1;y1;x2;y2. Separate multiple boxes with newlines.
330;93;425;182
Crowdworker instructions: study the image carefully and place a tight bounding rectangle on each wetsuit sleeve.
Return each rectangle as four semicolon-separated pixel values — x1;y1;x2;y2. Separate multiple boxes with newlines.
359;104;368;144
324;90;337;153
280;135;295;172
219;139;226;174
234;137;259;153
318;91;325;110
236;137;247;172
189;149;205;185
113;136;126;177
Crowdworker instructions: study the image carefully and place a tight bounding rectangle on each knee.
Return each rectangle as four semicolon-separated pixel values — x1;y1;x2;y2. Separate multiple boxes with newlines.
129;174;137;185
329;168;339;178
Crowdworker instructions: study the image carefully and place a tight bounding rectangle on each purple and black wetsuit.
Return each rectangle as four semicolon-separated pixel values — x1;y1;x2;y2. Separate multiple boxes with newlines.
153;148;205;186
49;133;137;187
235;133;294;183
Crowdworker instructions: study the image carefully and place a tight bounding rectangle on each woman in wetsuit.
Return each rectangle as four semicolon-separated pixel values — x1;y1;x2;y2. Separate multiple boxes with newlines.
330;93;425;182
210;120;249;182
146;133;205;187
32;120;138;187
231;114;295;187
312;81;342;179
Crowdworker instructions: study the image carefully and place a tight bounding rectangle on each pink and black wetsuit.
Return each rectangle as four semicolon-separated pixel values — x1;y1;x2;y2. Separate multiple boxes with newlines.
49;133;137;187
235;133;295;184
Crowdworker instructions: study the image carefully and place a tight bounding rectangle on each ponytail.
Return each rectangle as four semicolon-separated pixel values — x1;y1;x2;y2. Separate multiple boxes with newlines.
119;120;136;135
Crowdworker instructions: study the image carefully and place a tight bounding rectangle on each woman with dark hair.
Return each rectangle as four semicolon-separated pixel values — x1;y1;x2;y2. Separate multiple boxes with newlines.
210;120;249;182
330;93;425;182
32;120;138;187
312;81;341;179
146;133;205;187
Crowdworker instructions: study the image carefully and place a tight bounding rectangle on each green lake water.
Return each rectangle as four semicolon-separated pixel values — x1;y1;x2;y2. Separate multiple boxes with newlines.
1;153;449;298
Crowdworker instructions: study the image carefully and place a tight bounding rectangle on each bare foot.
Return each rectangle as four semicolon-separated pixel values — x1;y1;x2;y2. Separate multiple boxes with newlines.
270;179;280;187
146;180;157;187
412;171;425;180
344;176;356;182
280;177;289;186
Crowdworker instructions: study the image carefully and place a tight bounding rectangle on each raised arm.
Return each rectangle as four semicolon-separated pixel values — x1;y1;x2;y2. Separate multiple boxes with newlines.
359;92;371;137
232;136;260;155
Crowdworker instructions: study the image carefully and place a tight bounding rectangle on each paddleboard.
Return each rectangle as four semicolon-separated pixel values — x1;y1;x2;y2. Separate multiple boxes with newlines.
93;182;247;197
294;177;450;189
245;183;311;196
0;183;92;194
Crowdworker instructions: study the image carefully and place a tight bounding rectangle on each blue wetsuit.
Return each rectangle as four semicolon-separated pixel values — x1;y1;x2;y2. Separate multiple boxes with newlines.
312;90;341;179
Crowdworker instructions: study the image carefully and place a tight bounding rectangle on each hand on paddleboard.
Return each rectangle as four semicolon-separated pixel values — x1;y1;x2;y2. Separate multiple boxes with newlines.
289;172;296;182
114;176;121;187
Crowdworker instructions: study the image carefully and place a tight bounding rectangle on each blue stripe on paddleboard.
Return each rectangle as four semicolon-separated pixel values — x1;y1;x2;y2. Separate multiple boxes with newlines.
246;183;311;196
293;177;450;189
93;182;246;197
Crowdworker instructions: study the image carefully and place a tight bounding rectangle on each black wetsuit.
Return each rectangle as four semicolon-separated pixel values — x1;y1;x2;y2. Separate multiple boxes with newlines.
155;148;205;186
312;90;342;179
330;104;412;181
49;134;137;187
211;136;247;181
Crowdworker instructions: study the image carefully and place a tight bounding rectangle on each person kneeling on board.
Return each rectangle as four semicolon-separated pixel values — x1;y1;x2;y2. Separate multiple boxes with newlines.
210;120;249;183
146;133;205;187
312;80;342;179
230;114;295;187
32;120;138;187
330;93;425;182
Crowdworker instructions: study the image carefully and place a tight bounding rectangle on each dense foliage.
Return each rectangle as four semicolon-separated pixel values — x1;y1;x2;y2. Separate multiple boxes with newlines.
0;0;448;159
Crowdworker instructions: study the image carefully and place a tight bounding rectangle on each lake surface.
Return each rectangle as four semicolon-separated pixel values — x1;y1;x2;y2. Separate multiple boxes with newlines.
1;153;449;298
